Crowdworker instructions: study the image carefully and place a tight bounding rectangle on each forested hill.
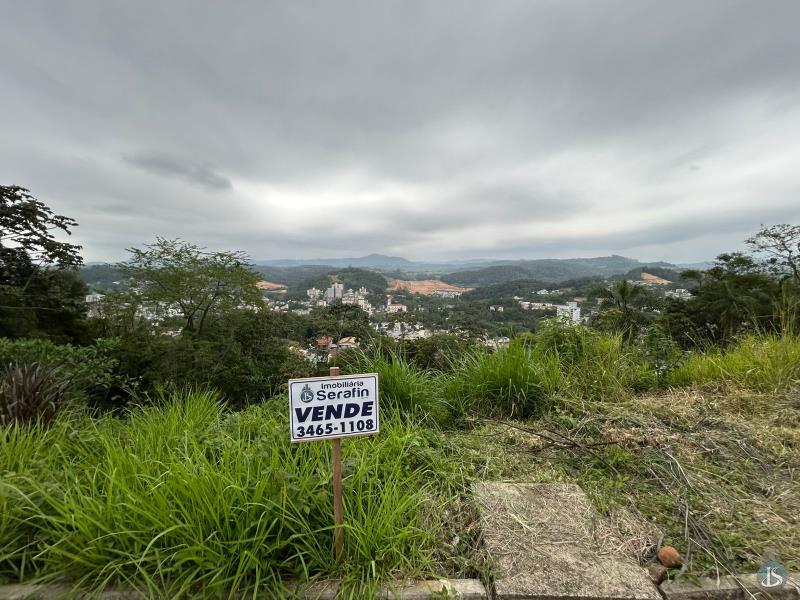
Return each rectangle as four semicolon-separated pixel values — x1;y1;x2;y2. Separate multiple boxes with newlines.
81;255;684;291
254;265;336;287
461;278;548;301
79;264;124;290
441;256;677;286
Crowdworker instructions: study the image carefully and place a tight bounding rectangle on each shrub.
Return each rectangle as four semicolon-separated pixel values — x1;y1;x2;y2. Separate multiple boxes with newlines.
668;333;800;391
107;312;316;405
0;338;118;398
633;326;685;379
0;363;71;426
445;340;562;418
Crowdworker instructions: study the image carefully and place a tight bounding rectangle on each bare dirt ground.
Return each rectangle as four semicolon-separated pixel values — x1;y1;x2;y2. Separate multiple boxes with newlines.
386;278;473;295
256;280;288;291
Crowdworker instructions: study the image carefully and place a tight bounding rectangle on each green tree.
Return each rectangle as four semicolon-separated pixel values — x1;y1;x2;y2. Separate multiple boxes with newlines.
0;186;88;342
746;223;800;284
119;238;263;335
659;253;780;347
308;302;372;342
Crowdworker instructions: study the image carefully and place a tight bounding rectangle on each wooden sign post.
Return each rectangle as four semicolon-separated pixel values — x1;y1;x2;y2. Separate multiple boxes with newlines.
288;367;379;564
329;366;344;563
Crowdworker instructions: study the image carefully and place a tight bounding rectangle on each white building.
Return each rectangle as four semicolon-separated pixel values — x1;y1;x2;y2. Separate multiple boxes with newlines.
666;288;692;300
341;286;373;314
385;295;407;313
433;290;462;298
519;300;558;310
556;301;581;324
324;282;344;301
85;292;105;317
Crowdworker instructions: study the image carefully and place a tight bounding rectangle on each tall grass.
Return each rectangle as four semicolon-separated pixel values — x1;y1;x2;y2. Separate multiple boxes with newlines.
445;340;562;418
669;333;800;392
347;349;451;425
0;389;462;597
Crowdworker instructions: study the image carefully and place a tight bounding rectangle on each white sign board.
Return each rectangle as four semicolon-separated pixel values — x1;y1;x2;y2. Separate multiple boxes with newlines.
289;373;379;442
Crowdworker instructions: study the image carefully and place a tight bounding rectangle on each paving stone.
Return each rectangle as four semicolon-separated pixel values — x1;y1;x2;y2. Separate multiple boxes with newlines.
473;482;661;600
660;573;800;599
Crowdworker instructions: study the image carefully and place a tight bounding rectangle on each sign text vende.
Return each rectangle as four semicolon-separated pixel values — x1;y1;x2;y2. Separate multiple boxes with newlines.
289;373;379;442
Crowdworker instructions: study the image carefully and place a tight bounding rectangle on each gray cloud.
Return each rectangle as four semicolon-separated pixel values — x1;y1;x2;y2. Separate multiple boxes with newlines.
122;153;232;191
1;1;799;262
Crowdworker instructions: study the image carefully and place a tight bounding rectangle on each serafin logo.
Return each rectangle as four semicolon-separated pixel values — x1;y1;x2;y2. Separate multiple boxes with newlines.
300;384;314;403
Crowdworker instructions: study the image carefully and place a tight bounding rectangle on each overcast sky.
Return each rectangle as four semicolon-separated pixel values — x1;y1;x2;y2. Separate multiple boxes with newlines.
2;1;799;263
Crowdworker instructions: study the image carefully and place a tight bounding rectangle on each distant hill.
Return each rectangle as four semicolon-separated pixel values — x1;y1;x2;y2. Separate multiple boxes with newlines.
442;256;678;286
254;265;335;287
256;254;695;284
79;264;125;290
461;278;548;301
257;254;498;273
83;253;693;291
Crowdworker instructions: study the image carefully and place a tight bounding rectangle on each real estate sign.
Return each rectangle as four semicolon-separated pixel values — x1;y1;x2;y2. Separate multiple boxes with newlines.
289;373;379;442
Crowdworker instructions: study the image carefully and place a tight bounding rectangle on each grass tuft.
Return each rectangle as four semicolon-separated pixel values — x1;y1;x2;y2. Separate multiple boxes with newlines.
445;340;562;419
668;334;800;392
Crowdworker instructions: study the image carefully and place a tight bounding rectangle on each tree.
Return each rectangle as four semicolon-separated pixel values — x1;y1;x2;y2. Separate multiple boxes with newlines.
1;185;82;268
659;253;780;347
308;302;372;342
0;186;88;342
119;238;263;335
594;279;651;340
746;224;800;284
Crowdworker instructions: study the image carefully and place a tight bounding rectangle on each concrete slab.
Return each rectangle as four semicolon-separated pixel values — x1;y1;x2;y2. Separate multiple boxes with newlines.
0;585;139;600
473;482;661;600
661;573;800;599
380;579;487;599
289;579;340;599
0;580;487;600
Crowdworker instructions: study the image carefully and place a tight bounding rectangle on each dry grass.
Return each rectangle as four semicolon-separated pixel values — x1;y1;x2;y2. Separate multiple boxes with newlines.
453;385;800;577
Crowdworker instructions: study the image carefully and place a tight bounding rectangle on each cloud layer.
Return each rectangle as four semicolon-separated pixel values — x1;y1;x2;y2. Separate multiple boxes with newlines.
2;1;799;262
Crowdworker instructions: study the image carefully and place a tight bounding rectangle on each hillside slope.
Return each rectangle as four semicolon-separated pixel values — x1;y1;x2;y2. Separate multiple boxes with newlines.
442;256;676;286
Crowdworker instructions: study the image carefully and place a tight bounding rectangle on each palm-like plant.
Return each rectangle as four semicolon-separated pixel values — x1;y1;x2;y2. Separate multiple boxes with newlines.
0;362;71;426
596;280;648;340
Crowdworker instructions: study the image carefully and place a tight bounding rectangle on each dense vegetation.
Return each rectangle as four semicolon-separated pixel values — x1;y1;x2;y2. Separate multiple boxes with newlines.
2;187;799;596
